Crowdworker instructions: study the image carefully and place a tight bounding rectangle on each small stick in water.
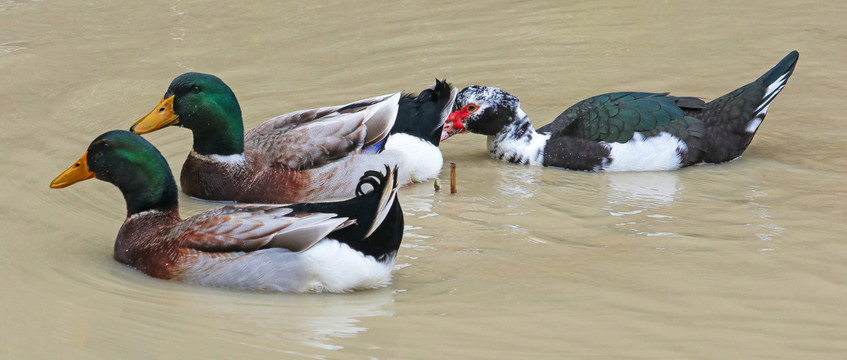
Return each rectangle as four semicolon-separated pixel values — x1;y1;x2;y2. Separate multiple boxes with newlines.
450;162;457;194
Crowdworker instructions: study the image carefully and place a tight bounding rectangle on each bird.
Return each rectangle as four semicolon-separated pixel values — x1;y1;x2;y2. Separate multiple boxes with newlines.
441;51;798;171
130;72;453;203
50;130;404;293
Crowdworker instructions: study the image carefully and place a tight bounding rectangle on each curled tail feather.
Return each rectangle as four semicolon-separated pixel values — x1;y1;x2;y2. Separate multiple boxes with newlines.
356;165;399;237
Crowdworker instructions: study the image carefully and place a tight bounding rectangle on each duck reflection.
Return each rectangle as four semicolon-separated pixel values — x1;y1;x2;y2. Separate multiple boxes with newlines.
491;166;683;238
440;163;782;246
604;172;680;208
170;287;396;352
51;271;397;356
601;171;681;237
743;185;783;250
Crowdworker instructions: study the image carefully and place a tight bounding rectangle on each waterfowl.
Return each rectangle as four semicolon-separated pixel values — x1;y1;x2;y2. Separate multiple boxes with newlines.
131;73;453;203
50;130;404;292
441;51;799;171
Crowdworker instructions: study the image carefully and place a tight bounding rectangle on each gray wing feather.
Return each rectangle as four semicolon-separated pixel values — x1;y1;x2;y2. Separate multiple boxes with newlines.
244;93;400;170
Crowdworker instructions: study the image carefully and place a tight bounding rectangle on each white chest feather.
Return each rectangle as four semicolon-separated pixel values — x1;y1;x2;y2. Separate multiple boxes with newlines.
600;132;686;171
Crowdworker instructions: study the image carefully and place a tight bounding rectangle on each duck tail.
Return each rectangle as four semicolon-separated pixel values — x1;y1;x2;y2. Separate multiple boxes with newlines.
696;51;799;163
393;79;457;146
355;165;399;237
747;50;799;129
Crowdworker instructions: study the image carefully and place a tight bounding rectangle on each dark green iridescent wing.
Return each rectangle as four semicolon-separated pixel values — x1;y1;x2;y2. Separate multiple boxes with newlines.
539;92;705;144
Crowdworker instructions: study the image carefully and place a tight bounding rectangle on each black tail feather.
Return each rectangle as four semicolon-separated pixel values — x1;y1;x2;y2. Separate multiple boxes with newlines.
757;50;799;86
692;51;798;163
285;165;402;260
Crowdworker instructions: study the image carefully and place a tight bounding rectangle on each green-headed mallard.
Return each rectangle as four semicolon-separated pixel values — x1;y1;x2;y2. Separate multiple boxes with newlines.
51;130;404;292
131;73;454;203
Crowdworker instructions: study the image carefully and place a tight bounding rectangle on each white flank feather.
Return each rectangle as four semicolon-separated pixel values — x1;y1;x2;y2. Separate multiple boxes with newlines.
601;132;686;171
300;240;396;292
176;238;395;293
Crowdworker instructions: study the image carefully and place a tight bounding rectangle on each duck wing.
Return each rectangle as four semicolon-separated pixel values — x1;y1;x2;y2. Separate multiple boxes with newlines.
171;204;354;253
244;92;401;170
539;92;706;144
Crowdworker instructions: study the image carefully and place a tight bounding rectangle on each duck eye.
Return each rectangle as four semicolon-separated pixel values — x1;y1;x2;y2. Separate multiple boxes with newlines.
190;85;201;93
466;104;478;112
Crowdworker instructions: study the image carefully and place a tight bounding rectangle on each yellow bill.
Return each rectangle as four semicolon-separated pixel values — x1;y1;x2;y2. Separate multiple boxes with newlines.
50;152;95;188
130;95;179;134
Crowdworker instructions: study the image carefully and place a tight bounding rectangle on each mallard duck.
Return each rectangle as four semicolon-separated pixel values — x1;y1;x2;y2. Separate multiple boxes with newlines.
130;73;453;203
50;130;404;292
441;51;798;171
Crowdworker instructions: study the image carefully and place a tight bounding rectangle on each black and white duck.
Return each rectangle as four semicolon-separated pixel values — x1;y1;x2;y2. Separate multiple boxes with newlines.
441;51;798;171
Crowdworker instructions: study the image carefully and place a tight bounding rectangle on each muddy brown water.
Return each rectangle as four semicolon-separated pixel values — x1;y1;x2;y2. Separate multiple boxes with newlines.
2;1;846;358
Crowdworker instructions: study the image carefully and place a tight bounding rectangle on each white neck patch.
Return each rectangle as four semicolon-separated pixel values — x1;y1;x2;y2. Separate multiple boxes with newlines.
126;209;165;221
191;151;247;165
487;108;549;166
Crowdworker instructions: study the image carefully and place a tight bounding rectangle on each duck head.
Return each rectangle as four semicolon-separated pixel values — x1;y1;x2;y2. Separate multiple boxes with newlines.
131;72;245;156
440;85;521;141
50;130;179;216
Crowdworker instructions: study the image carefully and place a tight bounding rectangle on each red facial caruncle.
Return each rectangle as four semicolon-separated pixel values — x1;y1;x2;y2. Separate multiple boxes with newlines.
440;103;479;141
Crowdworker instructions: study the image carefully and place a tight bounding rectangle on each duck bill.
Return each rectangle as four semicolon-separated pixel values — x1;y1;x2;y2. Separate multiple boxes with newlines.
440;110;468;141
50;152;95;188
130;95;179;134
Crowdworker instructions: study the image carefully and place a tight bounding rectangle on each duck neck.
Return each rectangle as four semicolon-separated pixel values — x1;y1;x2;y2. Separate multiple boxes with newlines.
98;160;178;220
179;95;245;156
190;121;245;156
118;170;180;217
487;108;548;165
